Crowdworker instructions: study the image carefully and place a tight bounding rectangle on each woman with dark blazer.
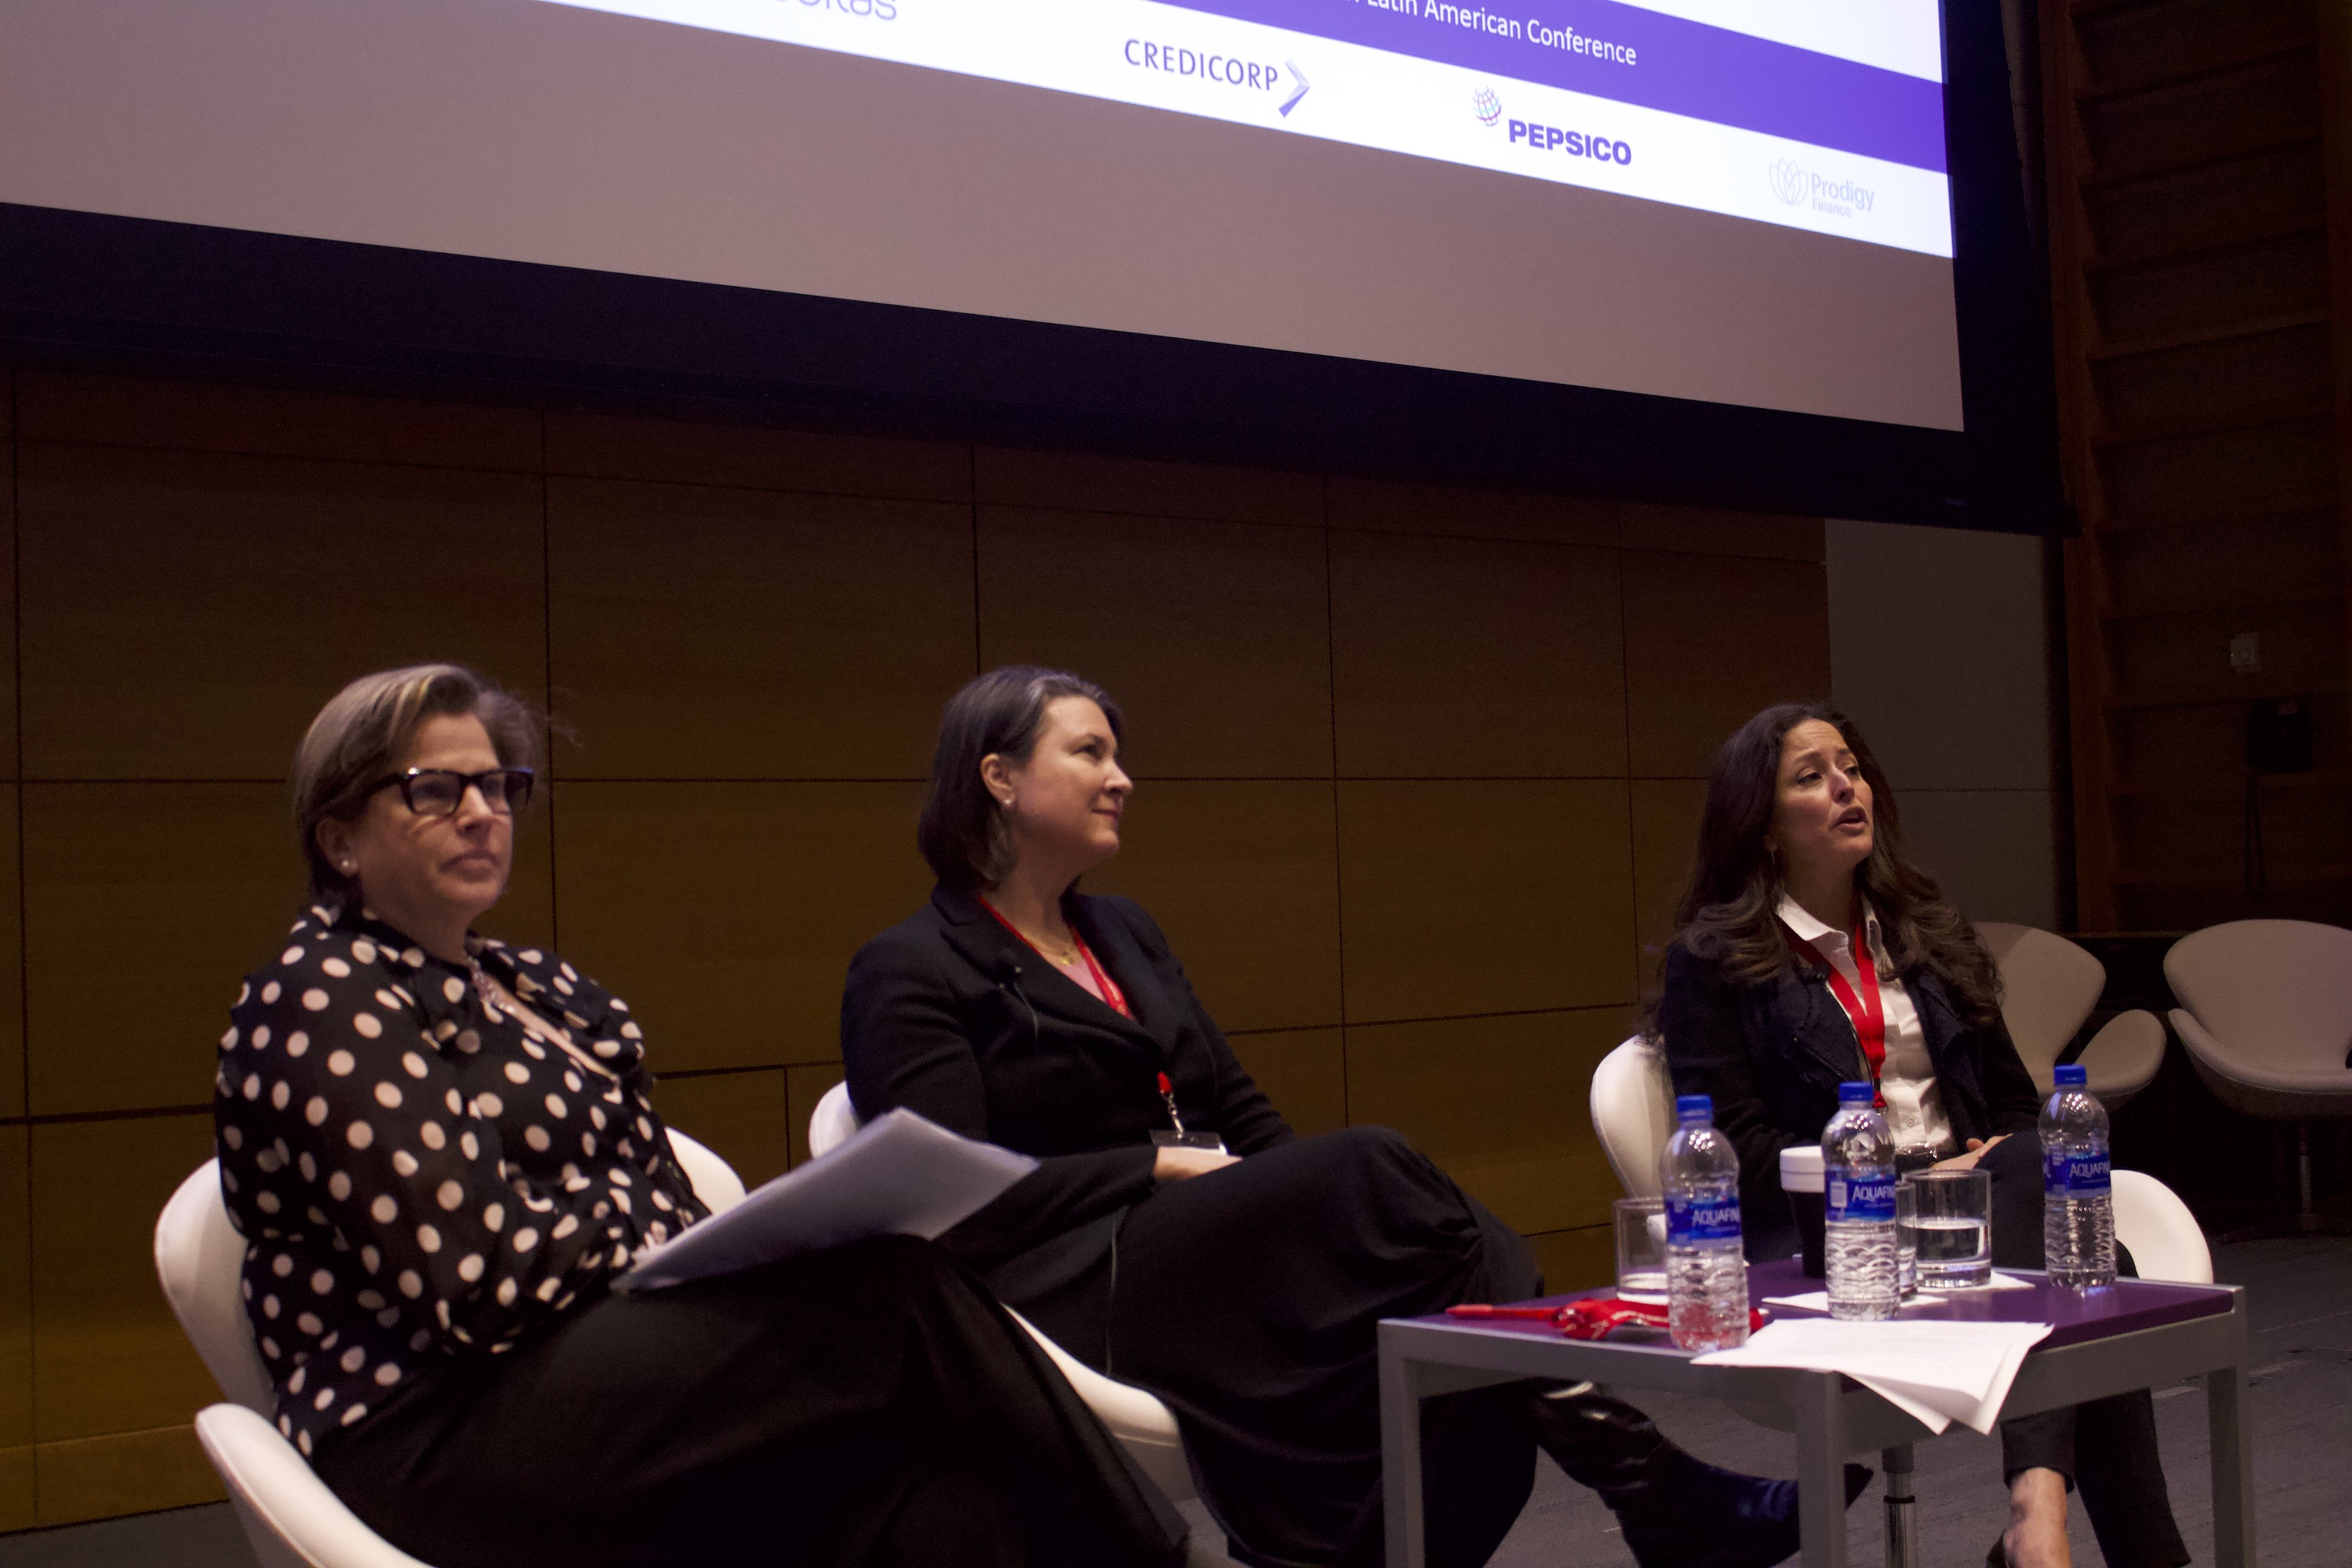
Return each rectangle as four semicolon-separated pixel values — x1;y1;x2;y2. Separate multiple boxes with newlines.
1652;702;2188;1568
844;667;1866;1568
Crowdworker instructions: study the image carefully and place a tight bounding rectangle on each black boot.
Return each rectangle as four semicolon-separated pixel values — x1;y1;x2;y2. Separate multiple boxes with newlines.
1524;1388;1871;1568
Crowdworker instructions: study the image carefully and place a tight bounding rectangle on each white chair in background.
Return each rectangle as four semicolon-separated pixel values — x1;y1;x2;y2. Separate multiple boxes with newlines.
2166;919;2352;1235
155;1131;745;1568
1585;1035;2212;1282
805;1081;1206;1512
1589;1034;1676;1200
1976;922;2166;1108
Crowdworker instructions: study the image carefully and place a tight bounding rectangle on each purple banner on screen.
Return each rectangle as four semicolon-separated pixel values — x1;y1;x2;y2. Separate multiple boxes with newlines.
1155;0;1947;173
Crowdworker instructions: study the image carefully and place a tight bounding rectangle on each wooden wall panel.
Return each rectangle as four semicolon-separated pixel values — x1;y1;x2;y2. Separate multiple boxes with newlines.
17;446;546;779
15;785;559;1120
1621;550;1834;779
547;412;970;502
28;1115;218;1445
547;478;975;780
485;805;560;956
978;509;1333;779
0;1128;31;1515
0;440;14;773
1630;779;1707;979
552;782;932;1071
24;785;299;1117
17;372;540;472
1080;780;1341;1034
1336;780;1636;1022
974;447;1320;528
33;1426;219;1527
1330;532;1627;779
1621;505;1826;563
0;1448;27;1535
1224;1028;1347;1138
0;791;20;1120
650;1070;794;1190
2043;0;2350;929
1526;1226;1615;1297
0;367;1840;1525
1345;1008;1626;1235
1325;477;1615;546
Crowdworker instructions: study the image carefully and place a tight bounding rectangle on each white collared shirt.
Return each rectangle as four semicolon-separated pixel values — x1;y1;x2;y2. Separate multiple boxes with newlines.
1777;895;1955;1157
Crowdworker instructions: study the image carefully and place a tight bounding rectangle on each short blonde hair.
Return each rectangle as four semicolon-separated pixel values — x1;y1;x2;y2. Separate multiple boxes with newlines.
292;664;540;904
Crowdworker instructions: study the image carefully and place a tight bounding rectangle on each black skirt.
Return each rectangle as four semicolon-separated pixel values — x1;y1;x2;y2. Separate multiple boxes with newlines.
1103;1127;1542;1568
312;1235;1189;1568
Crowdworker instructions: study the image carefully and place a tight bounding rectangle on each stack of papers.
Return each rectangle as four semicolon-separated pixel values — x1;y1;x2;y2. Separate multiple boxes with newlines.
619;1108;1038;1292
1693;1318;2053;1433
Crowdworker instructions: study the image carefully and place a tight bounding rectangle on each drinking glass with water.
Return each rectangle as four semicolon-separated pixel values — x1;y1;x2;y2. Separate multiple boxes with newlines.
1907;1168;1992;1289
1613;1197;1669;1303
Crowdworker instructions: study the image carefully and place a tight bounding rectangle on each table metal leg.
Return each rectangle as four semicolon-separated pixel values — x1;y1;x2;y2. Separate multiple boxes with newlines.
1795;1370;1849;1568
1379;1348;1426;1568
1880;1444;1915;1568
2206;1300;2255;1568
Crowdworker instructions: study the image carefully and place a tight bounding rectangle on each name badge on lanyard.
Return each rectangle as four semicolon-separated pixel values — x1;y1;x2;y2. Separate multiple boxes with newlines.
1784;920;1887;1108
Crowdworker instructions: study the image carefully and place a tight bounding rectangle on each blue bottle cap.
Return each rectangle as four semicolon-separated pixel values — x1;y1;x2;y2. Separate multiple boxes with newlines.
2053;1063;2088;1087
1674;1094;1713;1120
1838;1080;1875;1103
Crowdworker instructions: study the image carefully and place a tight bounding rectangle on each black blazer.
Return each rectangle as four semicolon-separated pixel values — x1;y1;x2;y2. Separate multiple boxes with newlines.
1654;937;2042;1259
840;884;1292;1360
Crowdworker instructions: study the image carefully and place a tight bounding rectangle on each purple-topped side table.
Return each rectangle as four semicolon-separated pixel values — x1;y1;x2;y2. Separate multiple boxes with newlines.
1378;1258;2251;1568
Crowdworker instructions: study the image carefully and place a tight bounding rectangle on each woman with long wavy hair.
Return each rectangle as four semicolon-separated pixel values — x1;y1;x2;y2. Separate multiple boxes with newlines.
1650;702;2187;1568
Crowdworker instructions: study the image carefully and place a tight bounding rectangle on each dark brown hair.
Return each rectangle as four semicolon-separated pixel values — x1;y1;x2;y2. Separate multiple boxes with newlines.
1667;702;2001;1025
292;664;540;905
918;666;1123;887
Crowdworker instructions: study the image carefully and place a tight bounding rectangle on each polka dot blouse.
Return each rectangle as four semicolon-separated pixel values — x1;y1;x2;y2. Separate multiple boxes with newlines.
215;904;710;1455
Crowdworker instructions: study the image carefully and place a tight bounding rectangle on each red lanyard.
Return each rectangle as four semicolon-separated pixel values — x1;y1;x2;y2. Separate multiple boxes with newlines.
979;898;1131;1019
1785;920;1886;1106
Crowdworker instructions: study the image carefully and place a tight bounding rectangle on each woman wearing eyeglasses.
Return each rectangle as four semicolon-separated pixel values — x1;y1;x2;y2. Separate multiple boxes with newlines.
214;664;1189;1568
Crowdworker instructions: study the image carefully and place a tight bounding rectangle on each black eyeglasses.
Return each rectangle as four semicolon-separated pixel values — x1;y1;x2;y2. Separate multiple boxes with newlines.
370;767;535;818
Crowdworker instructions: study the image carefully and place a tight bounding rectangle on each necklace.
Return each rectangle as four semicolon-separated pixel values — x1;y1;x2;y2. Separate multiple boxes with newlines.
468;954;619;1081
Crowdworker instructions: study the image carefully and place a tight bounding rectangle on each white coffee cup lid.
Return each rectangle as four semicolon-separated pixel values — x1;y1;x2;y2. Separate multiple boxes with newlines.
1779;1145;1824;1193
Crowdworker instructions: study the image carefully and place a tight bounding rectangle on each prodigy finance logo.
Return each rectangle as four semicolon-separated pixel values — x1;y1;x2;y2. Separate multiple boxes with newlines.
1472;86;1503;126
1769;158;1874;216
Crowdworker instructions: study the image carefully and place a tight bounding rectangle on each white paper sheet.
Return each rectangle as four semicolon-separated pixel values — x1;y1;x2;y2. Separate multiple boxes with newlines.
619;1108;1038;1292
1763;1269;2036;1313
1693;1317;2053;1434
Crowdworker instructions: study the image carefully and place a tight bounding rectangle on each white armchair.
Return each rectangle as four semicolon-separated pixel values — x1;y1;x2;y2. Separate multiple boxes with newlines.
2166;919;2352;1235
1975;923;2166;1109
805;1081;1200;1505
155;1130;745;1568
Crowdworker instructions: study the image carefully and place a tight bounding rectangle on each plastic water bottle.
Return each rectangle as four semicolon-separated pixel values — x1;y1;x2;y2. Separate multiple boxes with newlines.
2041;1063;2115;1290
1661;1094;1749;1351
1821;1082;1898;1320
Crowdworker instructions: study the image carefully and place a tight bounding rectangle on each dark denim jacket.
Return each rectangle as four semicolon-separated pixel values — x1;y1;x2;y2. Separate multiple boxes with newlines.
1656;939;2042;1259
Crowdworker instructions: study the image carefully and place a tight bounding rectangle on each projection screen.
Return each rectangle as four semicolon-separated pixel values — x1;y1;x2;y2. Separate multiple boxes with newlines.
0;0;1961;431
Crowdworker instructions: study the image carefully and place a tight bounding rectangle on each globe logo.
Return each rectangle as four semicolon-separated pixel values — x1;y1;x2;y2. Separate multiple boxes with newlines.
1769;158;1808;205
1472;87;1503;126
